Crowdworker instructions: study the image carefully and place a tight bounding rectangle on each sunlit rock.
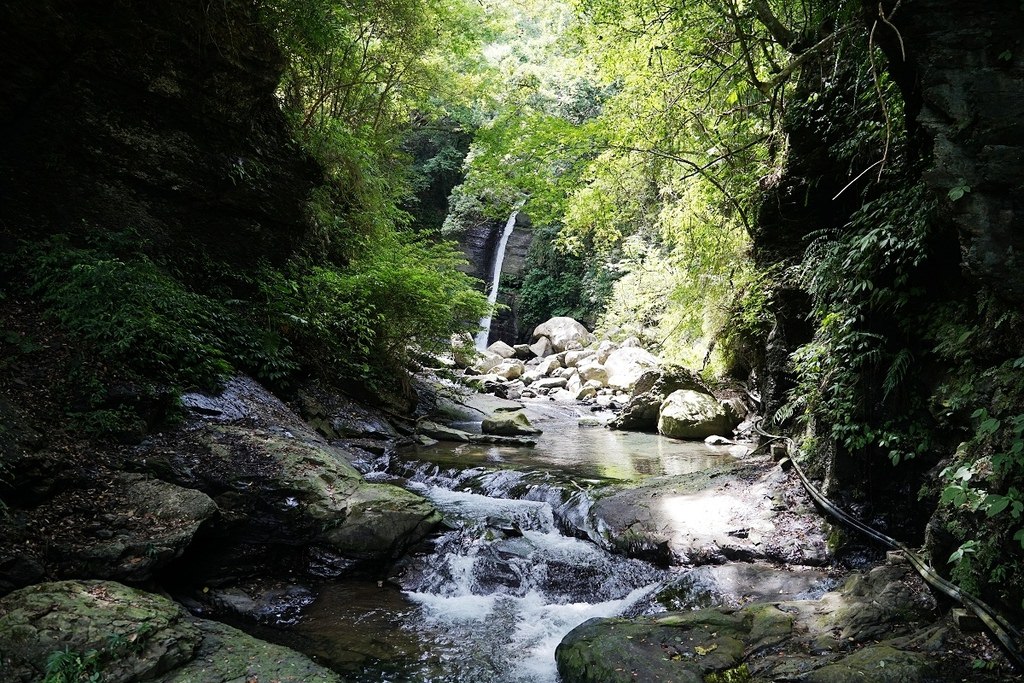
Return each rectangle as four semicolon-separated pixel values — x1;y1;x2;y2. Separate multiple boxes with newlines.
486;340;516;359
472;351;504;374
595;339;618;363
532;317;591;353
492;359;525;380
604;347;660;391
529;336;554;358
577;361;609;386
658;389;736;439
564;349;595;367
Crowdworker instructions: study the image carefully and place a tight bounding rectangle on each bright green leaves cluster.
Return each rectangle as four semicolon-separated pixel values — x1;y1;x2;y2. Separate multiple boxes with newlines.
274;233;488;387
253;0;495;390
449;0;822;368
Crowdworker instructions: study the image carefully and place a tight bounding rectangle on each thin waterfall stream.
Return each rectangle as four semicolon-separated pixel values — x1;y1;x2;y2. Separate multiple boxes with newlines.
475;211;519;350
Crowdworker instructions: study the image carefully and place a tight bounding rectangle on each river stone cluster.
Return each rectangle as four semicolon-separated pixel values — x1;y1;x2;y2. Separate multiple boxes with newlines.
458;317;746;440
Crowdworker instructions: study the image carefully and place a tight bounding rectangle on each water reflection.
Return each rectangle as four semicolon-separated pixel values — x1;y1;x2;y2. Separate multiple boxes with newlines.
415;400;736;483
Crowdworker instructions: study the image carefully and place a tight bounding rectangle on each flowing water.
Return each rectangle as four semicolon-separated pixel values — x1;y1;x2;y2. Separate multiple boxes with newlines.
475;212;519;350
277;402;830;681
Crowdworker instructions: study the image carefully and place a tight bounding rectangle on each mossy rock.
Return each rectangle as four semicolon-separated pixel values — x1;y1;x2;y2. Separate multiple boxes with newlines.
0;580;343;683
0;580;201;682
802;645;933;683
555;606;793;683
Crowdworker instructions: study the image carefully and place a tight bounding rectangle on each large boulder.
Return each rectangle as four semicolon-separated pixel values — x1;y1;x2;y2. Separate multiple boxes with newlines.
610;368;708;431
482;410;542;436
0;580;343;683
532;317;592;353
658;390;736;440
604;347;660;392
486;340;516;359
145;424;440;561
529;336;555;358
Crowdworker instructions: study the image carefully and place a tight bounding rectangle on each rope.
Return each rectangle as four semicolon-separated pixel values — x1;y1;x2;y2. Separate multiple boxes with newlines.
755;423;1024;670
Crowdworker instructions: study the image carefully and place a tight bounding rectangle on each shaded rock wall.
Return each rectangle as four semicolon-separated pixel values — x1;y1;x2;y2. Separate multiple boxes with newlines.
0;0;319;266
457;212;535;345
873;0;1024;304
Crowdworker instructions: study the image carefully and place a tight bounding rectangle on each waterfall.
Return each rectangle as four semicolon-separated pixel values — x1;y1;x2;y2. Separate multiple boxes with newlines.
475;211;518;350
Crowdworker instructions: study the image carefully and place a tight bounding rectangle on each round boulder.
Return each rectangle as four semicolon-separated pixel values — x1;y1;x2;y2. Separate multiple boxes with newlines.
532;317;591;353
604;347;660;392
658;390;736;439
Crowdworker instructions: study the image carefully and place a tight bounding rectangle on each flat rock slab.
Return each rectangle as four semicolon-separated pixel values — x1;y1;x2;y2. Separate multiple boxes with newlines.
591;457;829;566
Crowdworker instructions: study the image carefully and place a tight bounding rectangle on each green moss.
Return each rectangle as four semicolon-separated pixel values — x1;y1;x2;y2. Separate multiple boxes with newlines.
705;664;752;683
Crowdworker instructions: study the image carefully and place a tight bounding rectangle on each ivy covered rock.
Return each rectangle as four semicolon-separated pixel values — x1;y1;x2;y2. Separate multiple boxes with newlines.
658;389;736;439
0;580;342;683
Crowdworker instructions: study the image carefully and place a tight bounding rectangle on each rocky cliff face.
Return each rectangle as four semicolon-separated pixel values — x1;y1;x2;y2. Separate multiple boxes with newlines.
491;213;534;344
0;0;319;265
457;212;535;345
874;0;1024;304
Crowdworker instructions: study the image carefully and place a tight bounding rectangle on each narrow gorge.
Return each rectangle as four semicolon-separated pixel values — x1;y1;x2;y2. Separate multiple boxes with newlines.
1;1;1022;682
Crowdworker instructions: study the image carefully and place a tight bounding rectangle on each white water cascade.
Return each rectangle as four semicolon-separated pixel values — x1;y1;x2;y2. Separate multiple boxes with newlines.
474;211;519;350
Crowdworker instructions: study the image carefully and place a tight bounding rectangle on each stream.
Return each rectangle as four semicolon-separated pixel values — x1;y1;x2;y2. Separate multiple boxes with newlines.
265;401;833;681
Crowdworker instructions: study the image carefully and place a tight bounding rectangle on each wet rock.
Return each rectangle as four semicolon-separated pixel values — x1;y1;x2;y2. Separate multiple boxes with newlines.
659;390;737;440
418;421;471;443
532;317;592;353
482;410;542;436
604;347;660;392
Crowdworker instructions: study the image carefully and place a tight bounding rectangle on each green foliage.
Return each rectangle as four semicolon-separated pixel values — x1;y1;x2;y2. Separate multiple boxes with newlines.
44;647;101;683
270;232;488;390
25;236;298;392
517;224;613;332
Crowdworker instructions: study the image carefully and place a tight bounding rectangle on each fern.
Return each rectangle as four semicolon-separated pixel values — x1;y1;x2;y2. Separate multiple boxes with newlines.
882;348;913;400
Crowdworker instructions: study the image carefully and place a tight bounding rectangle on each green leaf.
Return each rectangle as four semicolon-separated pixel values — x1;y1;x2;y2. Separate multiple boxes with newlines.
984;494;1010;517
998;50;1012;62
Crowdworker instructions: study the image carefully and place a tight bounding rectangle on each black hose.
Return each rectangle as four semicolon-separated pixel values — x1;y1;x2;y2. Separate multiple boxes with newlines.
755;423;1024;670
